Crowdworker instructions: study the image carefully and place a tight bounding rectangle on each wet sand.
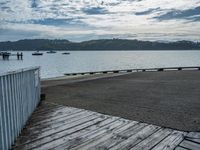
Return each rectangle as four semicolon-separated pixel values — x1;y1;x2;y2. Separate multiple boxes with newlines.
42;70;200;131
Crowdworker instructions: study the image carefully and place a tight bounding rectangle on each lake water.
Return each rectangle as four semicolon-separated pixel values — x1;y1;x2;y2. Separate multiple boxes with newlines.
1;51;200;79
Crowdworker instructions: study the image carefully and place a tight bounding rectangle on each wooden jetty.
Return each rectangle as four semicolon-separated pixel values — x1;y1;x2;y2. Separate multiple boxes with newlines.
0;52;23;60
12;102;200;150
64;66;200;76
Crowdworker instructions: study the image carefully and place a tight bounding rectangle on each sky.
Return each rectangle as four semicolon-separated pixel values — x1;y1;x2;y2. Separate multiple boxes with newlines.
0;0;200;42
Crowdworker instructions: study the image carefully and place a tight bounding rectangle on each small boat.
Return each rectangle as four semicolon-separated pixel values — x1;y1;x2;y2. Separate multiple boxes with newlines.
62;52;70;55
32;51;43;56
47;50;56;54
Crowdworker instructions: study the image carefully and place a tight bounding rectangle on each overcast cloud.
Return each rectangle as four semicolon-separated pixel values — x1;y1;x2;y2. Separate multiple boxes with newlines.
0;0;200;41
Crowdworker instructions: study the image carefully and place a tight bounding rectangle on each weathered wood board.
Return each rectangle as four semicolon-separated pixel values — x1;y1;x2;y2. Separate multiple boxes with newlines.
12;102;199;150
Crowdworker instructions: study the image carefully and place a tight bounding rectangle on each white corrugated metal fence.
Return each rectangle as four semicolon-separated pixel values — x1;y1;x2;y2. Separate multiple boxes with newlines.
0;67;40;150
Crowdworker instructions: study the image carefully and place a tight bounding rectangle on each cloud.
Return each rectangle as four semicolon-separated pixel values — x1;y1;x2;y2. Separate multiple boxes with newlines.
30;18;85;27
82;7;108;15
0;0;200;42
31;0;38;8
154;6;200;21
135;8;160;15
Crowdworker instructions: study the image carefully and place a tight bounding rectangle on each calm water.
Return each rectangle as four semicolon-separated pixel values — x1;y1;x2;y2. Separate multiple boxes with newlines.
1;51;200;78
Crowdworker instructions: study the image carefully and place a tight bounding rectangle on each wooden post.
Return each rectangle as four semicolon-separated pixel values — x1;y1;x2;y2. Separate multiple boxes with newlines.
17;52;20;60
20;52;23;60
113;71;119;73
158;68;164;71
178;68;182;71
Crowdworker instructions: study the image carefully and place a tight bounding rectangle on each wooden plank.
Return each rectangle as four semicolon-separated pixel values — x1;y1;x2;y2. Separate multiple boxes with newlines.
31;107;65;119
32;104;74;117
31;111;94;130
31;107;71;120
186;132;200;139
152;131;186;150
14;116;108;150
28;109;83;127
29;110;90;130
88;122;147;150
186;132;200;144
36;117;121;150
70;119;131;150
77;121;140;150
27;111;89;131
110;124;161;150
32;105;63;115
15;111;96;141
130;128;172;150
14;114;102;147
180;139;200;150
175;146;189;150
30;110;79;124
12;102;192;150
66;119;126;149
186;138;200;144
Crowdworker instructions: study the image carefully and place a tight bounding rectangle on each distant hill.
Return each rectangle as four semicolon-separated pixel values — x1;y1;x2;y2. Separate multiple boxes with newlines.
0;39;200;51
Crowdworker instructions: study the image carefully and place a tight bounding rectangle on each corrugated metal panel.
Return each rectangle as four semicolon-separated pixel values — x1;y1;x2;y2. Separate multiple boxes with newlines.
0;67;40;150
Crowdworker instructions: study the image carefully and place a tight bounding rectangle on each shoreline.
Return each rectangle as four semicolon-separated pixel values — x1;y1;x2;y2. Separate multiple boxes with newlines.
41;72;129;87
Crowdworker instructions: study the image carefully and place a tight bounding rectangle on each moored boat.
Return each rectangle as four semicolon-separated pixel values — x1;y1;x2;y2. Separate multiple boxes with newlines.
32;51;43;56
62;52;70;55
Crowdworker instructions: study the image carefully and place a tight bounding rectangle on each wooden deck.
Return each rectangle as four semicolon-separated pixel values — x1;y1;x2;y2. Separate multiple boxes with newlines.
13;102;200;150
176;132;200;150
